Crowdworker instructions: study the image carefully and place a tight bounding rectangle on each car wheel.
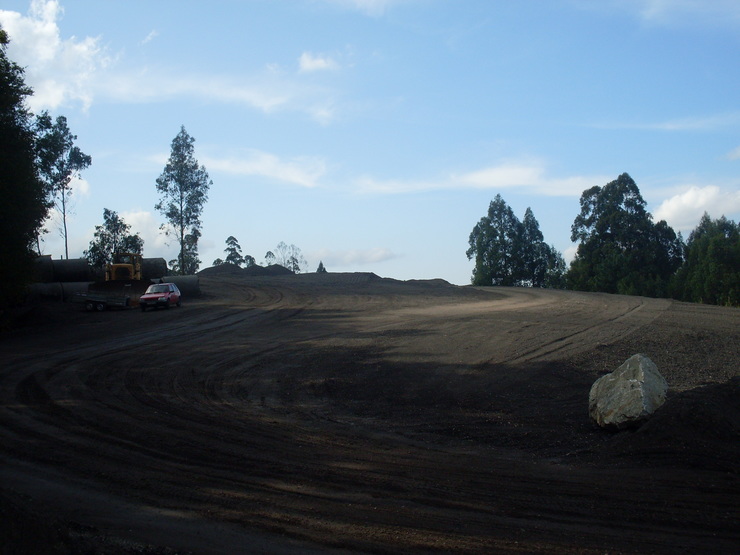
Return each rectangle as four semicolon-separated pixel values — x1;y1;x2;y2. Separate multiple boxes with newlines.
140;304;146;312
96;302;106;311
85;301;94;311
177;300;181;307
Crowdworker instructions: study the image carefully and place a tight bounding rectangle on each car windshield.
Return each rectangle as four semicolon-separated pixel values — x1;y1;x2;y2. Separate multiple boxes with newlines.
146;284;169;294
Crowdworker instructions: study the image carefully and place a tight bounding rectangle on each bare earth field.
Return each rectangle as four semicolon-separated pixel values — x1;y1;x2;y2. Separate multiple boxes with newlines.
1;271;738;554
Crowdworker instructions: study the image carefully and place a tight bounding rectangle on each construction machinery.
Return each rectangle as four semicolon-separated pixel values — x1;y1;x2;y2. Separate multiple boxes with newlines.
75;253;161;311
105;252;143;281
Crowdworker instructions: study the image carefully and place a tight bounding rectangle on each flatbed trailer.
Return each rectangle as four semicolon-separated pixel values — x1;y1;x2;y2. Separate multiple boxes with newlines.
74;291;132;311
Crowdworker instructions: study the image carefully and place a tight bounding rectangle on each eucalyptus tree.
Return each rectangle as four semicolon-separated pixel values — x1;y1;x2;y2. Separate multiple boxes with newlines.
155;126;211;274
272;241;307;273
224;236;245;266
568;173;683;296
467;195;564;287
467;195;522;286
34;110;92;258
83;208;144;268
672;213;739;306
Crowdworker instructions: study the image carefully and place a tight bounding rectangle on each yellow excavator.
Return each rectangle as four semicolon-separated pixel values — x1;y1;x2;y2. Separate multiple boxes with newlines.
105;252;143;281
79;253;153;311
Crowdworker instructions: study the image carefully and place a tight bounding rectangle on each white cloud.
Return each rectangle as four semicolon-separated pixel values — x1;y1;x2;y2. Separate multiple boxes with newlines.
141;29;158;45
355;161;609;196
0;2;337;122
632;0;740;26
0;0;111;111
580;0;740;28
70;176;90;197
726;146;740;160
98;67;337;123
653;185;740;232
324;0;402;17
590;112;740;132
203;149;326;188
456;164;544;189
98;70;291;113
310;247;398;267
299;51;340;72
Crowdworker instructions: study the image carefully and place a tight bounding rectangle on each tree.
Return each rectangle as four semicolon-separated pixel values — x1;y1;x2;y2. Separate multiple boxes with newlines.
467;195;521;286
83;208;144;268
168;229;201;275
155;126;211;275
34;110;92;259
213;236;255;268
316;261;327;273
224;236;244;266
0;26;47;306
568;173;683;296
521;207;567;289
272;241;307;273
672;213;739;306
467;195;564;287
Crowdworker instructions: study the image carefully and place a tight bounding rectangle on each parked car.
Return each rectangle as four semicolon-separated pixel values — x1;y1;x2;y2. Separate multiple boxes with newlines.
139;283;181;311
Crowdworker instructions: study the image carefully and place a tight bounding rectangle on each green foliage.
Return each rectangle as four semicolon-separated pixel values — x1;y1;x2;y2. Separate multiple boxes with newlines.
34;110;92;259
213;236;255;268
224;236;243;266
0;27;47;306
467;195;565;287
83;208;144;268
317;261;327;273
567;173;683;297
672;214;739;306
155;126;211;275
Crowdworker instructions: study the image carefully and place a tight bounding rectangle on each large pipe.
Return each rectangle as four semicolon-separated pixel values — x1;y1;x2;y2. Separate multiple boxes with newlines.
34;256;169;283
163;275;201;297
51;258;95;283
33;255;55;283
142;258;167;281
26;282;63;302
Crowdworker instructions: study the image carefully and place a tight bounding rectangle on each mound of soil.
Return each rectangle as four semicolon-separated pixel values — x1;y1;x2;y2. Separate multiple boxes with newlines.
198;263;295;277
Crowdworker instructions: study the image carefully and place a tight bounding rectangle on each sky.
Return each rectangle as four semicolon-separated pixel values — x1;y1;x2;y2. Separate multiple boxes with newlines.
1;0;739;285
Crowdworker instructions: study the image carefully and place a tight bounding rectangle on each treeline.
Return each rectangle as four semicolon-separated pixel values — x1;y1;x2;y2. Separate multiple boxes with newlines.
468;173;739;307
211;237;328;274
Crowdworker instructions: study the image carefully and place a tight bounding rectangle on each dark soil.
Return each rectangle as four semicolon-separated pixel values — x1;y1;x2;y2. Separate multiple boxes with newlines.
1;271;738;554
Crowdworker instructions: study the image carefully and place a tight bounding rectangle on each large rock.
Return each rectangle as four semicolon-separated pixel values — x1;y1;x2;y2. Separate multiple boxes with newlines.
589;354;668;430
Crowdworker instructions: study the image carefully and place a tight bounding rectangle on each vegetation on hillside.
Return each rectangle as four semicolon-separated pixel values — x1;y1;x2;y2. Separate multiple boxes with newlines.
469;174;738;307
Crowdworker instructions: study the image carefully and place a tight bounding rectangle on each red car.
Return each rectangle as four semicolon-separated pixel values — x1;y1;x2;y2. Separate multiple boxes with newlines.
139;283;181;311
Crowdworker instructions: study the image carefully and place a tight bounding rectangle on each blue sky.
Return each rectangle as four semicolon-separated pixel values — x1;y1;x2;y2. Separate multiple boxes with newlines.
2;0;739;284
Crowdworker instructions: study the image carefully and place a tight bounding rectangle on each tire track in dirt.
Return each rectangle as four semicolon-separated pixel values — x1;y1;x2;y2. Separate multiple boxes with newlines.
1;275;737;554
508;295;671;364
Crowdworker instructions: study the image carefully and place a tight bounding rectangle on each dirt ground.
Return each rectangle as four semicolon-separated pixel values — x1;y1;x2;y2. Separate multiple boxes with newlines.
1;271;738;554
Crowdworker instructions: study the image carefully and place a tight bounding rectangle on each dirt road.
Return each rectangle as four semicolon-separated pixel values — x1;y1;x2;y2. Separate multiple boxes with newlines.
1;272;738;553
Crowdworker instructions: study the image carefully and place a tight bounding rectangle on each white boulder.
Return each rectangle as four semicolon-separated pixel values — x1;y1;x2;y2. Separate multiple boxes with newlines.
589;354;668;430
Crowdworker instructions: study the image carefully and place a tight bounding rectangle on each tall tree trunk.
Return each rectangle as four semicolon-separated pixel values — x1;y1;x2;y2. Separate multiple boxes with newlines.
61;192;69;259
